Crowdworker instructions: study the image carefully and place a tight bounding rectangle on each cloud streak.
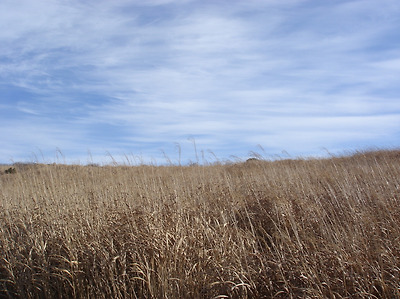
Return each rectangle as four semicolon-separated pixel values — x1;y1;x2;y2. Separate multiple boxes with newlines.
1;0;399;164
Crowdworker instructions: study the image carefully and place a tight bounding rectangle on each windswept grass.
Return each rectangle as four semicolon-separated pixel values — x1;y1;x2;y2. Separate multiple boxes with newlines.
1;150;399;298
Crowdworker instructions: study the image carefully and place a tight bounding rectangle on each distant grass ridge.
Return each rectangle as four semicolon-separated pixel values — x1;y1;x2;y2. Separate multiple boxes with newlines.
0;150;399;298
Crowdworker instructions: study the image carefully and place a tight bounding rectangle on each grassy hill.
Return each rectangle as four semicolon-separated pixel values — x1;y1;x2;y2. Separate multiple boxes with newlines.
1;150;399;298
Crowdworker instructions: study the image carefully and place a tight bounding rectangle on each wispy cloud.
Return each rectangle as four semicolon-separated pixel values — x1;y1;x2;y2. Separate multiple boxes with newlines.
1;0;399;164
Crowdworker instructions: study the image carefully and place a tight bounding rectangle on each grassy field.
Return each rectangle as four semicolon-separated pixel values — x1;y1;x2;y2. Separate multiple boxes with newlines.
0;150;399;298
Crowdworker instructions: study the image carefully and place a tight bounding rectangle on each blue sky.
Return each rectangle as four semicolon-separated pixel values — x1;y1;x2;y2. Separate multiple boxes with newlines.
1;0;399;165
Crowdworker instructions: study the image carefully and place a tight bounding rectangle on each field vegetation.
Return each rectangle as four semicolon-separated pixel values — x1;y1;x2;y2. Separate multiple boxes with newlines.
0;150;399;298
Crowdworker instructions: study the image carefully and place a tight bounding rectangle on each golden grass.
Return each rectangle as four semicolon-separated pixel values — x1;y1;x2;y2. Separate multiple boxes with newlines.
0;150;399;298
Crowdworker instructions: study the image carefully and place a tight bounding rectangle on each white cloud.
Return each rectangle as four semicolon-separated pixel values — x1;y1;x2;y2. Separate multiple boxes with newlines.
0;0;399;163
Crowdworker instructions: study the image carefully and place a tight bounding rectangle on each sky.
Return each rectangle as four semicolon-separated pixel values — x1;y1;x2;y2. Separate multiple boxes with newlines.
1;0;399;165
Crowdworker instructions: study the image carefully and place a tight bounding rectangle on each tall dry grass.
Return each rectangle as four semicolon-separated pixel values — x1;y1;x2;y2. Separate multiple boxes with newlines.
0;150;399;298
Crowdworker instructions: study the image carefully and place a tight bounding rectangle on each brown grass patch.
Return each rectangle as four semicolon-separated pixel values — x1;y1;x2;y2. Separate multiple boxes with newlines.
1;150;400;298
